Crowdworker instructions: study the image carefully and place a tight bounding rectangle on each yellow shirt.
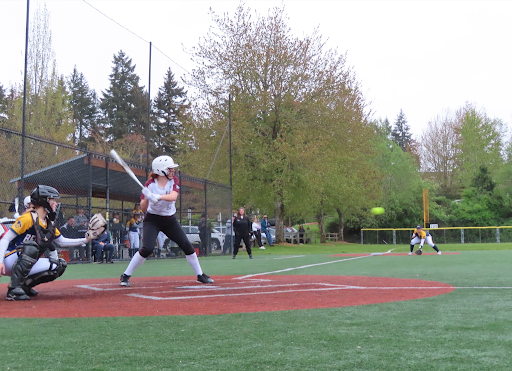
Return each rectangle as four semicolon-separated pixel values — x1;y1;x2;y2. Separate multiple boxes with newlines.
412;229;426;239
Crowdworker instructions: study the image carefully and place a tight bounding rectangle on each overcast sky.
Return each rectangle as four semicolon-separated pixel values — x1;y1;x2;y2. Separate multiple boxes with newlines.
1;0;511;136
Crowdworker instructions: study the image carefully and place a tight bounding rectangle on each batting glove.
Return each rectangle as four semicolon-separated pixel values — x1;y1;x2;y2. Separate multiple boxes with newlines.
142;187;151;198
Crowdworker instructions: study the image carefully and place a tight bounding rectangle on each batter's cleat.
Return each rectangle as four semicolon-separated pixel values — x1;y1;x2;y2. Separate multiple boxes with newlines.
408;252;412;255
197;273;214;284
232;255;236;259
249;254;253;259
6;287;30;301
437;251;442;255
22;285;38;297
120;274;131;287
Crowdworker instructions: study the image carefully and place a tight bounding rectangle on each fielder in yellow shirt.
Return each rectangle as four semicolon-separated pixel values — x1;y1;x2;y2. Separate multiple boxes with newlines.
409;225;441;255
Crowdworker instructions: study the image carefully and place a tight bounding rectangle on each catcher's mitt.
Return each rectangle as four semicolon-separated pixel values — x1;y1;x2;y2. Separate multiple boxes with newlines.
414;249;423;255
85;213;107;239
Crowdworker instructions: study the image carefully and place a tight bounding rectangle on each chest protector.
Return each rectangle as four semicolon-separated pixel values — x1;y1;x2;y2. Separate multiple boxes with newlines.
30;211;56;250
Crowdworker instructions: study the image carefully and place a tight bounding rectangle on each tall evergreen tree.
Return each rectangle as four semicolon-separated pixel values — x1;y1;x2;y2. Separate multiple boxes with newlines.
67;66;99;146
100;50;146;142
153;68;188;156
391;109;412;150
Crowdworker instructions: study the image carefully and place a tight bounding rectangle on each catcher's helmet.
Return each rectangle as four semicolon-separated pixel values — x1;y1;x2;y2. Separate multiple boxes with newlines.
31;185;59;212
152;155;179;178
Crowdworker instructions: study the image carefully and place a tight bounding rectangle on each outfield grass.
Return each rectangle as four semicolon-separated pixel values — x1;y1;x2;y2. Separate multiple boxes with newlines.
1;242;512;370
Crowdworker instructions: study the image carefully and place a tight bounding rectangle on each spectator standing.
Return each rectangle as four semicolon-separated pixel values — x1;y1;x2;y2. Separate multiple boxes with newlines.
252;217;265;249
74;208;89;238
91;229;115;263
261;215;274;246
132;203;144;247
299;224;305;244
232;207;253;259
198;213;210;256
222;217;234;255
109;212;123;245
126;212;142;258
156;231;167;257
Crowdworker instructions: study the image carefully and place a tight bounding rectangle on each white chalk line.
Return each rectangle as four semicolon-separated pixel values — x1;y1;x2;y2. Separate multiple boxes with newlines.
274;255;306;259
235;249;394;280
125;285;512;301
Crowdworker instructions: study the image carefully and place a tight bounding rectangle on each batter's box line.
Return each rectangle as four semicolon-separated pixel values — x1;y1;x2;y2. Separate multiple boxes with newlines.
75;284;170;291
125;286;462;301
159;282;356;292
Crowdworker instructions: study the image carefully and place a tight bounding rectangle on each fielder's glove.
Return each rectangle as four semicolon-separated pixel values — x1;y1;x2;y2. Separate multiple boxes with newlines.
142;187;161;203
414;249;423;255
85;213;107;240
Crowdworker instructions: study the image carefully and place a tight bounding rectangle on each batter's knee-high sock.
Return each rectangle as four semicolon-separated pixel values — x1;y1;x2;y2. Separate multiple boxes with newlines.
432;245;439;252
124;251;146;276
186;252;203;276
410;245;414;253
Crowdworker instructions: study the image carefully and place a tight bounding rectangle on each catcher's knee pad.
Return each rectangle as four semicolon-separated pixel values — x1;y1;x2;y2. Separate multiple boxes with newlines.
9;249;39;289
24;258;67;289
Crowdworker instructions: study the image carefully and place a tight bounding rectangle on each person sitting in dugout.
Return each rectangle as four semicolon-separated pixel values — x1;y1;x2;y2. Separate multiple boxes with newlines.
0;185;105;301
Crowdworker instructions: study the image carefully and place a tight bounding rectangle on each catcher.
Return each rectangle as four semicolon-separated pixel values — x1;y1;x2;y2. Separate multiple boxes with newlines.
0;185;106;301
409;225;441;256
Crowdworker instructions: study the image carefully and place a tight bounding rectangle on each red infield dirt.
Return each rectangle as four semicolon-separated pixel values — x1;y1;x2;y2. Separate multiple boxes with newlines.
0;275;454;318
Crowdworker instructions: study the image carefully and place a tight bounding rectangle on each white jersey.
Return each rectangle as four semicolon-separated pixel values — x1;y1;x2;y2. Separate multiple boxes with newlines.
143;176;180;216
252;222;261;231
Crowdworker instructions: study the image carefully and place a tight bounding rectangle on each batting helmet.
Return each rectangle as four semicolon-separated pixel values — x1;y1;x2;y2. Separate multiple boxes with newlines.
152;155;179;178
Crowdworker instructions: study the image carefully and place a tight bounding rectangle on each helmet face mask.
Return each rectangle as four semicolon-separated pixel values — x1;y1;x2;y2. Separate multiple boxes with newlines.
152;156;179;178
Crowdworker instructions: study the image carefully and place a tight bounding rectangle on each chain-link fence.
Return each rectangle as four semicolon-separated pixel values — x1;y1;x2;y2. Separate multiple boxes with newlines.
360;227;512;245
0;128;232;263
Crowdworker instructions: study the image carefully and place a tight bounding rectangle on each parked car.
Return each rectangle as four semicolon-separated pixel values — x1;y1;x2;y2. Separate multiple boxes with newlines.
284;226;312;244
169;225;225;251
284;227;298;243
260;226;310;244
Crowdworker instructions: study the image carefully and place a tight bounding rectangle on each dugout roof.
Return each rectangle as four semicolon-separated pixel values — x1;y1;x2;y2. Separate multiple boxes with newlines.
10;154;206;203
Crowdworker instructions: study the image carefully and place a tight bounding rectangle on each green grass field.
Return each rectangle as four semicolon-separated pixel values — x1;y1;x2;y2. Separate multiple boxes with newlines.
1;242;512;370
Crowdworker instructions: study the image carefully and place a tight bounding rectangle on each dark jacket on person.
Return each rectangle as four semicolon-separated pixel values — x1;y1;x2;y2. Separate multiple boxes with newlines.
60;223;79;239
233;216;252;236
92;230;112;249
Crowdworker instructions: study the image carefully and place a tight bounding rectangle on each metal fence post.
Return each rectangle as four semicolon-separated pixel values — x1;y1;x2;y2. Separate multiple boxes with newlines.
461;229;464;244
497;228;500;243
393;230;396;245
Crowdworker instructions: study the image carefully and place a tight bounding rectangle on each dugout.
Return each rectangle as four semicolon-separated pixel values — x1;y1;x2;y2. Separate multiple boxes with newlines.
9;153;232;258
